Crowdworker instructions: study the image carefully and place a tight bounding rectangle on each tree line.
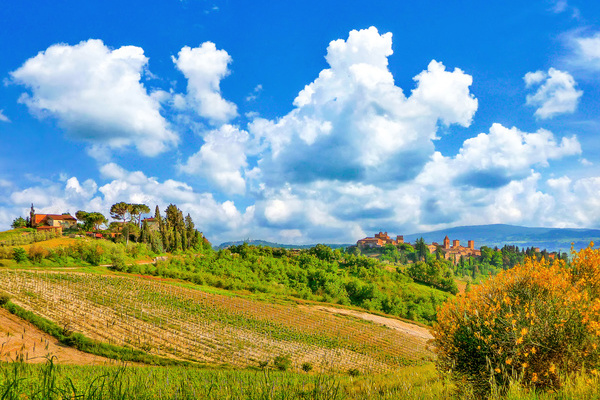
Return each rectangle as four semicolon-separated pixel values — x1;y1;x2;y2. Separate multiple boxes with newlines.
11;202;208;254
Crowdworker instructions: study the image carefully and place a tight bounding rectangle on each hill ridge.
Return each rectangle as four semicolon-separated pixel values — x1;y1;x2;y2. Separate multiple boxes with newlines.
218;224;600;252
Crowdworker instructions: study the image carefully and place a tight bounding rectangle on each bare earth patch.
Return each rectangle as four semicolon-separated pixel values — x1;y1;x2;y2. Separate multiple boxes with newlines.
0;308;113;365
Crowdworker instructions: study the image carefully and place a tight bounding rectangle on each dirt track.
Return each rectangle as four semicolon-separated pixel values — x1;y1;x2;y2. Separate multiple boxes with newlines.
0;308;113;365
313;306;434;341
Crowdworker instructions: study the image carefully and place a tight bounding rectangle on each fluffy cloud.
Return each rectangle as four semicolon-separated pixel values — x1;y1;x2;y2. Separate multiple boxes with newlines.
4;27;598;244
250;27;478;187
10;39;177;156
179;124;249;195
10;177;98;216
172;42;238;124
401;123;581;230
544;176;600;228
451;123;581;187
5;164;252;242
566;31;600;70
524;68;582;118
98;163;254;238
0;110;9;122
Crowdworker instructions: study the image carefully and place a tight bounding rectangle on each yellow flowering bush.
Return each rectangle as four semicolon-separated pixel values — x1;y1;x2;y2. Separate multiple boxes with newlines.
432;246;600;396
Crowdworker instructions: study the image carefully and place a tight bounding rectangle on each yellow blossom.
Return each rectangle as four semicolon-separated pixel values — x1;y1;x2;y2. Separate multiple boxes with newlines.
516;337;523;345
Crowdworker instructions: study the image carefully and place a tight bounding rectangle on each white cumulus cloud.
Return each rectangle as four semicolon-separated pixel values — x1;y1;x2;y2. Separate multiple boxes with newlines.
524;68;582;119
249;26;478;187
172;42;238;124
10;39;177;156
566;31;600;71
179;124;249;195
453;123;581;186
4;164;252;243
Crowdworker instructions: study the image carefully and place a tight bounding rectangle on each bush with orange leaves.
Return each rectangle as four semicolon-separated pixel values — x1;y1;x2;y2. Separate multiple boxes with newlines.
432;245;600;396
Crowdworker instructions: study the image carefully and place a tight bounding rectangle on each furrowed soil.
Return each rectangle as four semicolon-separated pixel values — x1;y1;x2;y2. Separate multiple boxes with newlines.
0;308;112;365
0;269;434;372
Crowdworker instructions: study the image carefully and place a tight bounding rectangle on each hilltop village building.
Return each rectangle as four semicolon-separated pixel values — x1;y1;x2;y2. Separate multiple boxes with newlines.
356;232;404;248
428;236;481;262
357;232;481;262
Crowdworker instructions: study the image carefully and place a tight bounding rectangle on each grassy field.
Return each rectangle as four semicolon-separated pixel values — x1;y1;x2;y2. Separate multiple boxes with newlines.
0;360;439;400
2;359;600;399
16;236;85;250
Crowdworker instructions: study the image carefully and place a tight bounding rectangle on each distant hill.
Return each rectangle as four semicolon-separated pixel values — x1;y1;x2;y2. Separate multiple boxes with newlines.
402;224;600;252
218;224;600;253
216;239;352;250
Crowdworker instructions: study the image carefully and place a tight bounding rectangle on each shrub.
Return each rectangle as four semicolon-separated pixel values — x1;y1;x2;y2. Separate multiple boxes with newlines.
85;243;105;265
109;247;127;270
433;246;600;396
273;355;292;371
12;247;27;263
28;244;48;263
0;292;10;305
301;362;313;372
0;247;12;259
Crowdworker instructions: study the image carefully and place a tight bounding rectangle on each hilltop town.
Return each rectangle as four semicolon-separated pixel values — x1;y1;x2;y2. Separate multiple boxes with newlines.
357;231;480;261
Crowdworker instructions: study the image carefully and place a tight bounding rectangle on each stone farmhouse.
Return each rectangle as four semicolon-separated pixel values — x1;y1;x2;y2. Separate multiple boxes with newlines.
31;213;77;234
29;204;77;234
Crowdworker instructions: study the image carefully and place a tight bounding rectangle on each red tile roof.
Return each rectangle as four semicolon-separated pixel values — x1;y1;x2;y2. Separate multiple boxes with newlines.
45;214;77;221
33;214;47;224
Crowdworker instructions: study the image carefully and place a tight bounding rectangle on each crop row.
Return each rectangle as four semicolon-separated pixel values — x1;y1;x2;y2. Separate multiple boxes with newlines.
0;270;431;372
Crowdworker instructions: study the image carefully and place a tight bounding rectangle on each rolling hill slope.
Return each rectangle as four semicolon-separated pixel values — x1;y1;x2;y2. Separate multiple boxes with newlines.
0;270;433;372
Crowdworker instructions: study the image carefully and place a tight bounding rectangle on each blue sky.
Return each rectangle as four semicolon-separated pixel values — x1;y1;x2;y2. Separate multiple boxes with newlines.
1;0;600;244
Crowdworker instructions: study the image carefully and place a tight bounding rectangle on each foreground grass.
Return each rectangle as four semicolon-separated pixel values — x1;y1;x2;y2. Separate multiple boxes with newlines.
0;360;439;400
1;360;600;399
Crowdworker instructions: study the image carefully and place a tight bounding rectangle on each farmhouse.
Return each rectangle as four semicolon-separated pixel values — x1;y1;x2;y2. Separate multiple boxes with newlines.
29;205;77;234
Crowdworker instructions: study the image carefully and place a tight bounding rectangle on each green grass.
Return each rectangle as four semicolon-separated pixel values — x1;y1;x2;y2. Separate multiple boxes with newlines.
0;228;35;241
1;359;599;399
